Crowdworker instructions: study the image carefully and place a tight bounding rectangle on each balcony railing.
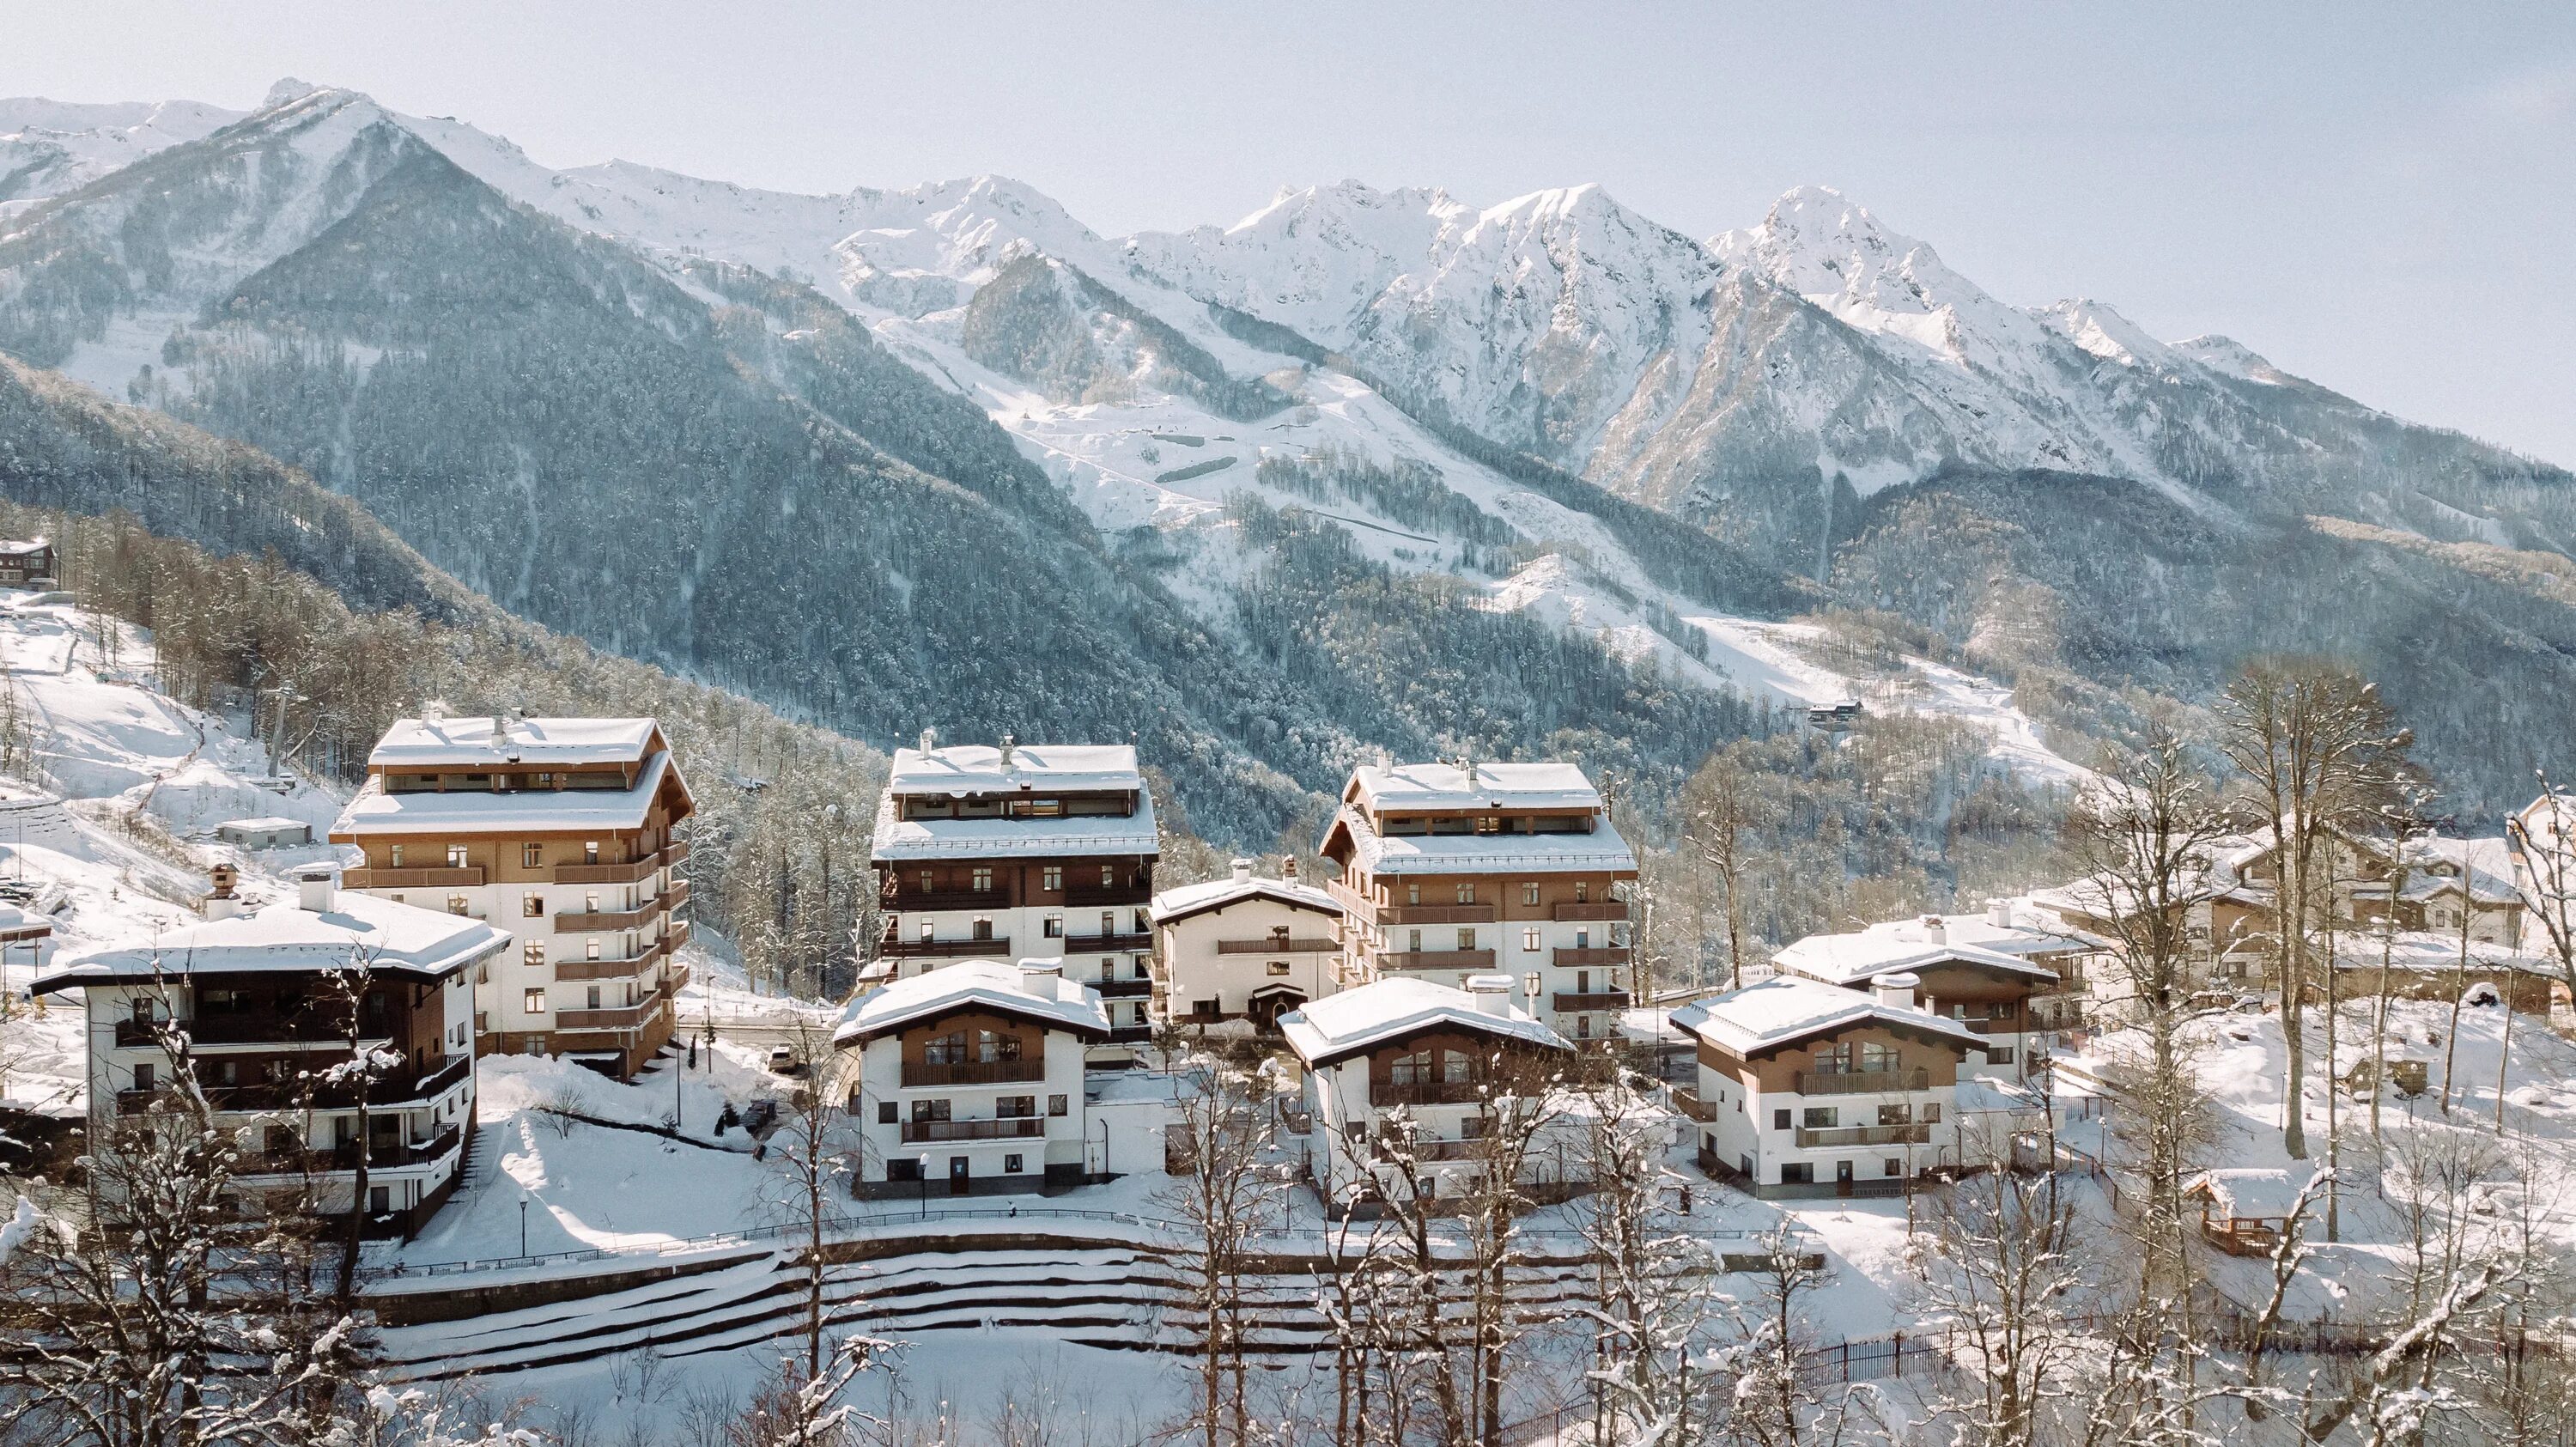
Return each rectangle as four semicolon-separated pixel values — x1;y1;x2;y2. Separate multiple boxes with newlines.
553;844;685;886
1961;1017;2022;1035
551;935;676;982
1376;903;1498;926
1794;1068;1929;1097
902;1058;1044;1088
1066;931;1153;952
1552;902;1628;922
344;866;483;889
1090;976;1154;998
887;888;1012;912
235;1123;463;1176
555;901;665;932
1375;1136;1482;1162
1552;990;1632;1012
1064;882;1151;906
117;1053;470;1116
878;934;1009;959
382;1054;474;1104
900;1116;1043;1144
1375;1079;1486;1107
1377;949;1497;971
554;997;669;1031
1552;946;1629;968
1795;1122;1931;1149
1215;937;1340;954
1104;1023;1155;1043
1670;1085;1720;1122
665;879;691;912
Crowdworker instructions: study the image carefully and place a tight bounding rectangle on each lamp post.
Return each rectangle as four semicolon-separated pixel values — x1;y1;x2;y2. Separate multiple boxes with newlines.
917;1152;933;1219
518;1192;528;1257
1522;970;1543;1021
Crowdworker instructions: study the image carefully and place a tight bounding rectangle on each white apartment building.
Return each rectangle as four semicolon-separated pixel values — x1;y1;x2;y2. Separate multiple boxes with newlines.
1151;857;1345;1028
36;866;507;1237
1317;759;1637;1043
835;958;1110;1198
331;714;696;1077
866;737;1157;1048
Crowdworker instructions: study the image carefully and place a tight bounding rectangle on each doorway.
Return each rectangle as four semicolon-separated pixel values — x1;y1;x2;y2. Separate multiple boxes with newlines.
948;1156;971;1195
1834;1159;1856;1197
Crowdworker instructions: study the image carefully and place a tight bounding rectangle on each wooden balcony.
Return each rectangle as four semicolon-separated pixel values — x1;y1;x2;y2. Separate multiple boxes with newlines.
1064;882;1151;906
234;1123;463;1176
554;997;668;1031
550;934;677;982
1552;990;1632;1012
1794;1068;1929;1097
1961;1016;2022;1035
1670;1085;1720;1122
887;888;1012;912
1552;902;1628;922
1795;1122;1931;1149
1377;949;1496;971
665;879;690;911
879;934;1010;958
1376;1136;1481;1162
1376;903;1497;926
900;1116;1043;1144
1552;946;1629;968
1066;931;1153;952
901;1059;1045;1088
1374;1079;1485;1107
553;844;684;886
1215;937;1340;954
344;866;483;889
555;901;665;932
1090;976;1154;998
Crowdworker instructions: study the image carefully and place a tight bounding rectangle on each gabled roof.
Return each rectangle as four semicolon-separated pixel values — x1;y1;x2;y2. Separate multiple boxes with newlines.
331;751;687;837
886;744;1142;795
1150;872;1343;925
1670;976;1982;1059
1347;761;1602;812
1771;919;2069;988
368;716;659;769
34;893;510;994
1318;806;1637;877
833;958;1109;1048
869;790;1158;861
1279;978;1569;1069
2185;1165;2316;1221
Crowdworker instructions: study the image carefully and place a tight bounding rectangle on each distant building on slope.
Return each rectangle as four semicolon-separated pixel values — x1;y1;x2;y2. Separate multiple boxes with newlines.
865;734;1157;1054
1316;758;1636;1042
331;714;695;1078
1151;856;1345;1030
0;538;56;587
1768;902;2104;1079
35;865;505;1237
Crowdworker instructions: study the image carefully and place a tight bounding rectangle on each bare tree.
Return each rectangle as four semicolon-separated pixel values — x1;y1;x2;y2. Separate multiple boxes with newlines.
727;1335;899;1447
2216;657;2415;1160
1907;1135;2093;1447
1682;752;1771;990
1567;1073;1722;1446
1155;1049;1280;1447
762;1018;863;1379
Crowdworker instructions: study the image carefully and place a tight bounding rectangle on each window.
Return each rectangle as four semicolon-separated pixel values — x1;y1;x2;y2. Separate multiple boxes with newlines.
131;1061;155;1092
878;1102;897;1124
1923;1103;1943;1123
997;1096;1035;1118
1575;882;1590;903
1812;1043;1851;1075
523;988;547;1015
1574;928;1590;949
522;943;545;970
447;893;469;916
1576;1015;1592;1038
973;867;994;893
586;936;602;960
975;1031;1022;1063
1455;883;1475;905
1004;1153;1024;1174
1476;815;1501;835
1522;927;1540;952
446;844;469;869
911;1099;952;1123
1048;1094;1068;1116
583;841;600;865
1406;884;1421;906
1780;1162;1814;1184
523;895;544;918
1802;1107;1838;1128
1455;927;1477;951
1098;865;1115;889
973;916;994;941
389;845;406;868
1390;1049;1434;1086
1860;1042;1901;1073
368;1186;391;1215
1771;1108;1791;1130
1884;1158;1905;1177
1043;866;1063;892
887;1158;921;1183
585;891;601;912
1267;960;1291;976
1522;883;1540;907
1406;929;1423;951
522;843;543;868
1987;1046;2017;1065
1876;1103;1912;1126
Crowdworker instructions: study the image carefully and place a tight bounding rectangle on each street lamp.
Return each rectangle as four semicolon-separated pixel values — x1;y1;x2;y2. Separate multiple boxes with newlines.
518;1191;529;1257
917;1152;933;1219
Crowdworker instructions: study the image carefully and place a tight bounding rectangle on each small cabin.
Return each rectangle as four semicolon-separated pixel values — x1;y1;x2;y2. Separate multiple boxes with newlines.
216;817;313;849
0;538;55;587
2184;1167;2312;1257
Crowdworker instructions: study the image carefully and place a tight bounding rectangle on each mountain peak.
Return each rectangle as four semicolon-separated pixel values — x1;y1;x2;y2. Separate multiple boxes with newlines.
262;76;329;109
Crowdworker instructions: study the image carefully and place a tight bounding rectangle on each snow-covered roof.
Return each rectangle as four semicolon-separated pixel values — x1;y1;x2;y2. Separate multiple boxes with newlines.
0;538;50;556
2322;929;2555;976
2186;1166;2316;1221
1772;912;2085;987
34;892;510;993
1349;760;1602;812
1670;976;1983;1058
331;751;678;837
368;715;659;769
1151;870;1342;924
2397;836;2518;906
869;790;1158;861
217;816;308;833
1279;977;1570;1068
832;958;1109;1047
886;744;1142;796
1321;806;1636;876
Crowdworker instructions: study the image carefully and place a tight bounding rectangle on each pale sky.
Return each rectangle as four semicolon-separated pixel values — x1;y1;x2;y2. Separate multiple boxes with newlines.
9;2;2573;466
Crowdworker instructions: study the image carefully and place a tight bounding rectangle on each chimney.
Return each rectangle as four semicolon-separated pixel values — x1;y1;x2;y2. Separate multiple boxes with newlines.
488;714;508;751
1461;752;1479;789
999;733;1016;769
1987;897;2014;929
204;864;241;921
1920;915;1947;945
918;726;938;752
1871;971;1921;1010
295;865;338;913
1465;973;1515;1017
1231;857;1255;885
1281;856;1298;883
1018;961;1062;997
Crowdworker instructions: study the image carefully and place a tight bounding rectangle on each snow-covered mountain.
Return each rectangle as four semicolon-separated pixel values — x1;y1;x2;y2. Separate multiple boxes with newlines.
0;94;245;213
8;78;2573;814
